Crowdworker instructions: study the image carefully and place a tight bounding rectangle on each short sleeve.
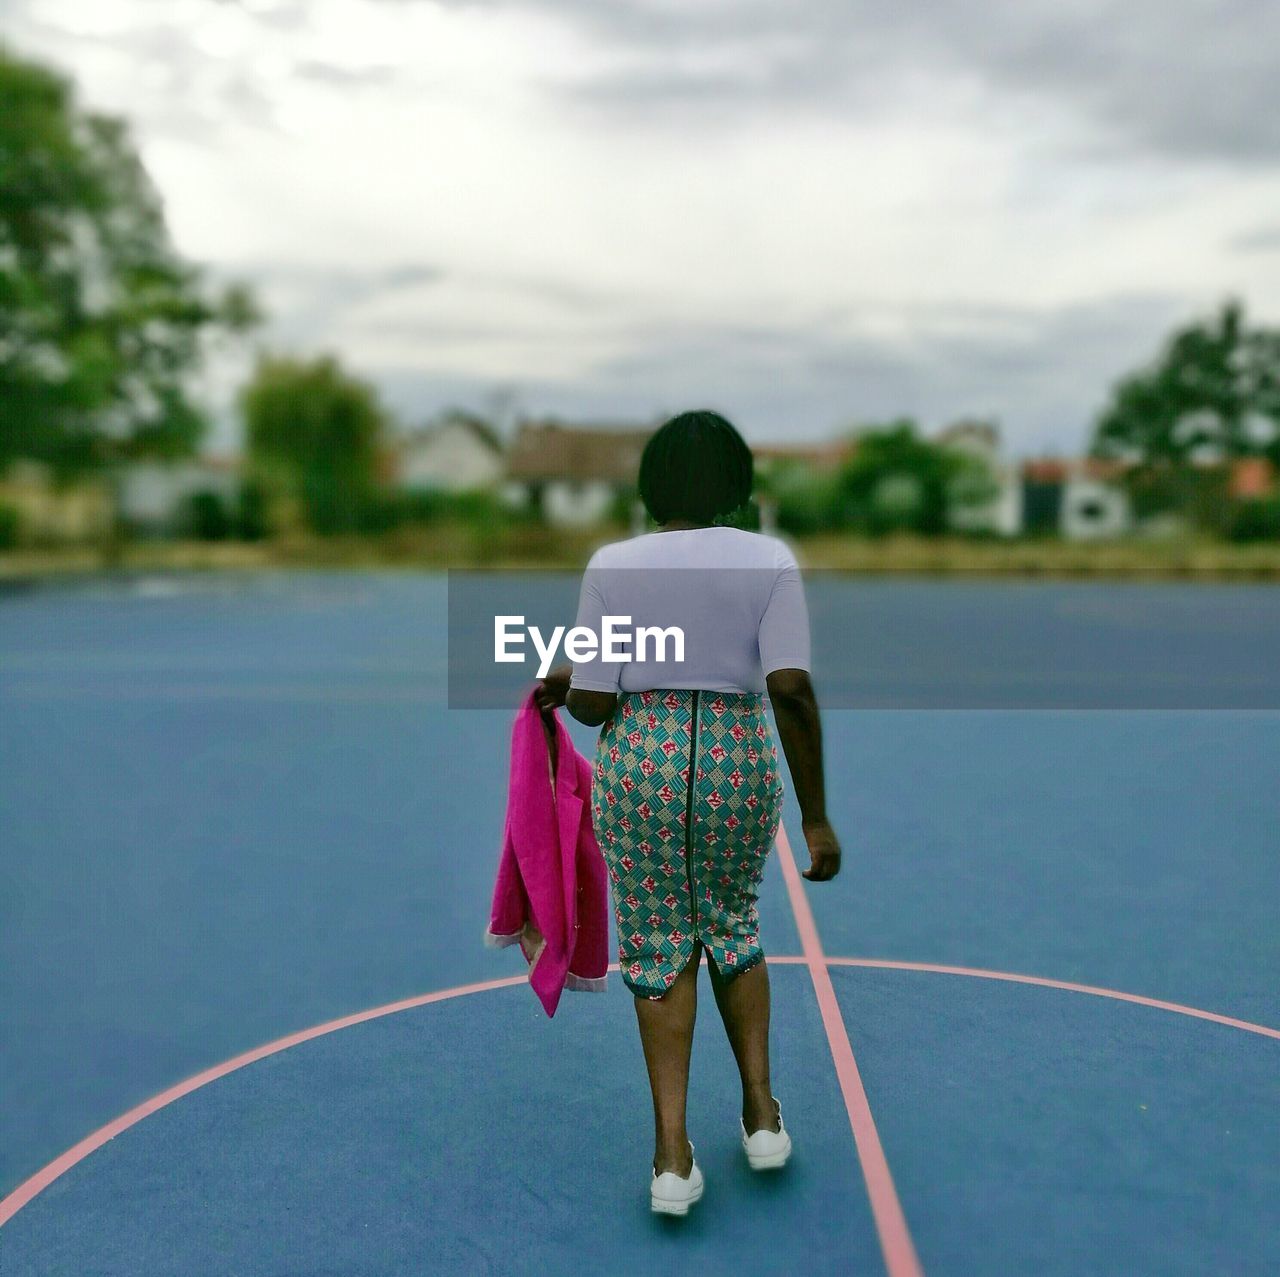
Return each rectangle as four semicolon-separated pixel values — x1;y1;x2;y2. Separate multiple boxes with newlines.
758;540;811;675
568;550;622;692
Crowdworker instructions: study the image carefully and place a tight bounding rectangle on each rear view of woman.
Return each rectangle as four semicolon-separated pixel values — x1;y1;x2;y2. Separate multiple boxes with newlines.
536;409;841;1216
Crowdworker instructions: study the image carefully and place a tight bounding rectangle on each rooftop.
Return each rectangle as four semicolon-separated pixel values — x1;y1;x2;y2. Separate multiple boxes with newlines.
506;420;656;483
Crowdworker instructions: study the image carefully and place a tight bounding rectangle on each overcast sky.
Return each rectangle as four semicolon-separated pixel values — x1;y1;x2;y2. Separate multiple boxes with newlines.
4;0;1280;455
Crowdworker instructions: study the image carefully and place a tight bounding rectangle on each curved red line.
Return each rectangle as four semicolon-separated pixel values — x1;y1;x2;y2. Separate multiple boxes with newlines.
0;972;532;1228
3;947;1276;1231
824;958;1280;1040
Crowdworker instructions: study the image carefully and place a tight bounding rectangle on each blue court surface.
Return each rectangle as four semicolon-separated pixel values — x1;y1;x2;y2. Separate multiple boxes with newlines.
1;571;1277;1275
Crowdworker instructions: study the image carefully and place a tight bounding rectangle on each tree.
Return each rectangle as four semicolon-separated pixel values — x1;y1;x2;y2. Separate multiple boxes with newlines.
762;457;843;535
1091;299;1280;469
836;420;982;536
0;46;258;476
241;353;390;533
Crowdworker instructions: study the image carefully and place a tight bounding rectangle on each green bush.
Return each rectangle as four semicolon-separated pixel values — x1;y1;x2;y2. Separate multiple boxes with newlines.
395;489;443;524
1122;464;1229;533
391;487;528;530
772;471;842;535
609;484;640;526
0;502;19;549
301;472;376;534
236;478;271;540
1225;497;1280;542
181;490;233;540
353;491;406;534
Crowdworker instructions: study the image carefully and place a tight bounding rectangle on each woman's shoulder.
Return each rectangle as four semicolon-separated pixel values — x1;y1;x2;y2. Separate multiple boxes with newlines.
586;526;798;569
585;534;653;569
586;530;699;566
714;527;800;567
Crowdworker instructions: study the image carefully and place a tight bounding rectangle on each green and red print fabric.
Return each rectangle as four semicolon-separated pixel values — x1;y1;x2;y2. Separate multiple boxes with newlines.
592;689;784;999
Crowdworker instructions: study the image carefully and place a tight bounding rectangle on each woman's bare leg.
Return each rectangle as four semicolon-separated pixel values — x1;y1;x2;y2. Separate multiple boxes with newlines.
707;957;782;1134
633;942;702;1176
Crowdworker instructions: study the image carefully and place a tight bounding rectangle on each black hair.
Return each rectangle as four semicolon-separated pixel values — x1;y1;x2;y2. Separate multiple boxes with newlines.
638;409;753;525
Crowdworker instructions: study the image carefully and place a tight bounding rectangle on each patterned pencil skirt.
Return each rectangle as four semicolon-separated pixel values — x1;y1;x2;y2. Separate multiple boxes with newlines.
591;688;785;1000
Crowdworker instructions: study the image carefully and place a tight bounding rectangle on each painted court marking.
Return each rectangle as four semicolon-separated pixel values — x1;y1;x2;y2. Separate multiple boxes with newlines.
0;975;533;1228
2;842;1277;1263
822;958;1280;1040
774;821;924;1277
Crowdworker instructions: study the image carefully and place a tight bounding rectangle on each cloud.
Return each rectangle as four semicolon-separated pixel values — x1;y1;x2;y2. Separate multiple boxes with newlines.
351;286;1187;455
293;59;398;88
204;260;447;348
1230;225;1280;253
936;1;1280;165
431;0;1280;164
5;0;1279;460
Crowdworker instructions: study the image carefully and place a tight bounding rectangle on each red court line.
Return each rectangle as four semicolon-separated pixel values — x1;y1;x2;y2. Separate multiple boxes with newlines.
5;944;1278;1232
775;822;924;1277
824;958;1280;1040
0;974;529;1228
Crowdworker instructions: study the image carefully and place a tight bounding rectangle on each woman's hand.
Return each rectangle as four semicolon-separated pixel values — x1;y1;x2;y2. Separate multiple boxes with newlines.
539;663;616;727
800;817;842;882
534;663;573;717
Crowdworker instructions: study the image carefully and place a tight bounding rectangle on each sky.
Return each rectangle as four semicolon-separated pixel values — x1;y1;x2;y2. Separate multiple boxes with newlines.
4;0;1280;455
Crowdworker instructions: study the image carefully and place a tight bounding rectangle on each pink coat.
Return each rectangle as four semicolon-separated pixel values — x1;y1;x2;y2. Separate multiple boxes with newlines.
484;687;610;1016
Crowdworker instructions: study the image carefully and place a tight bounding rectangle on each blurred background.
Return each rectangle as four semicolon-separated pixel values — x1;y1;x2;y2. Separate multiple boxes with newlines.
2;0;1280;570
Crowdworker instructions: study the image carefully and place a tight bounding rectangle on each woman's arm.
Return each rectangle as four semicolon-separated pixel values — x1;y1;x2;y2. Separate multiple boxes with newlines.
765;667;841;882
541;549;620;727
535;664;616;727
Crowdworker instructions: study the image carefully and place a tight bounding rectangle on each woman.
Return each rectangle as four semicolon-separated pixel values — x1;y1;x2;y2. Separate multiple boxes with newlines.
536;409;841;1216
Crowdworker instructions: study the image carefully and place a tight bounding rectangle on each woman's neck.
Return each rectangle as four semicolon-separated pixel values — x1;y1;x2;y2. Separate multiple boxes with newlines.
657;518;715;532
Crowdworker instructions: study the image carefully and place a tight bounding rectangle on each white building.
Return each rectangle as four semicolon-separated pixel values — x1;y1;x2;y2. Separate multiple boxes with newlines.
395;414;504;492
1060;472;1133;540
1020;458;1134;539
115;457;242;531
936;420;1023;536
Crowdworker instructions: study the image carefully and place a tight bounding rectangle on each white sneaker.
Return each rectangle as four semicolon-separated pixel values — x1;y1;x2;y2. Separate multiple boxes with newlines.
650;1140;704;1216
741;1098;792;1170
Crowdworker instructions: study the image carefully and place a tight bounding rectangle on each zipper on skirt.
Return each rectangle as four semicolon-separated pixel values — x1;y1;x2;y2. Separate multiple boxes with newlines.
684;689;701;939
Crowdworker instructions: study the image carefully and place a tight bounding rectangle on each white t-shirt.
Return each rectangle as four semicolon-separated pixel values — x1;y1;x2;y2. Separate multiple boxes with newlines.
568;526;811;695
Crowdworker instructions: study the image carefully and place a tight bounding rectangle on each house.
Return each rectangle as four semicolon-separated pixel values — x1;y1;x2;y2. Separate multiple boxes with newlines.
115;456;243;534
1020;457;1132;540
935;421;1023;536
393;413;505;492
504;419;657;527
